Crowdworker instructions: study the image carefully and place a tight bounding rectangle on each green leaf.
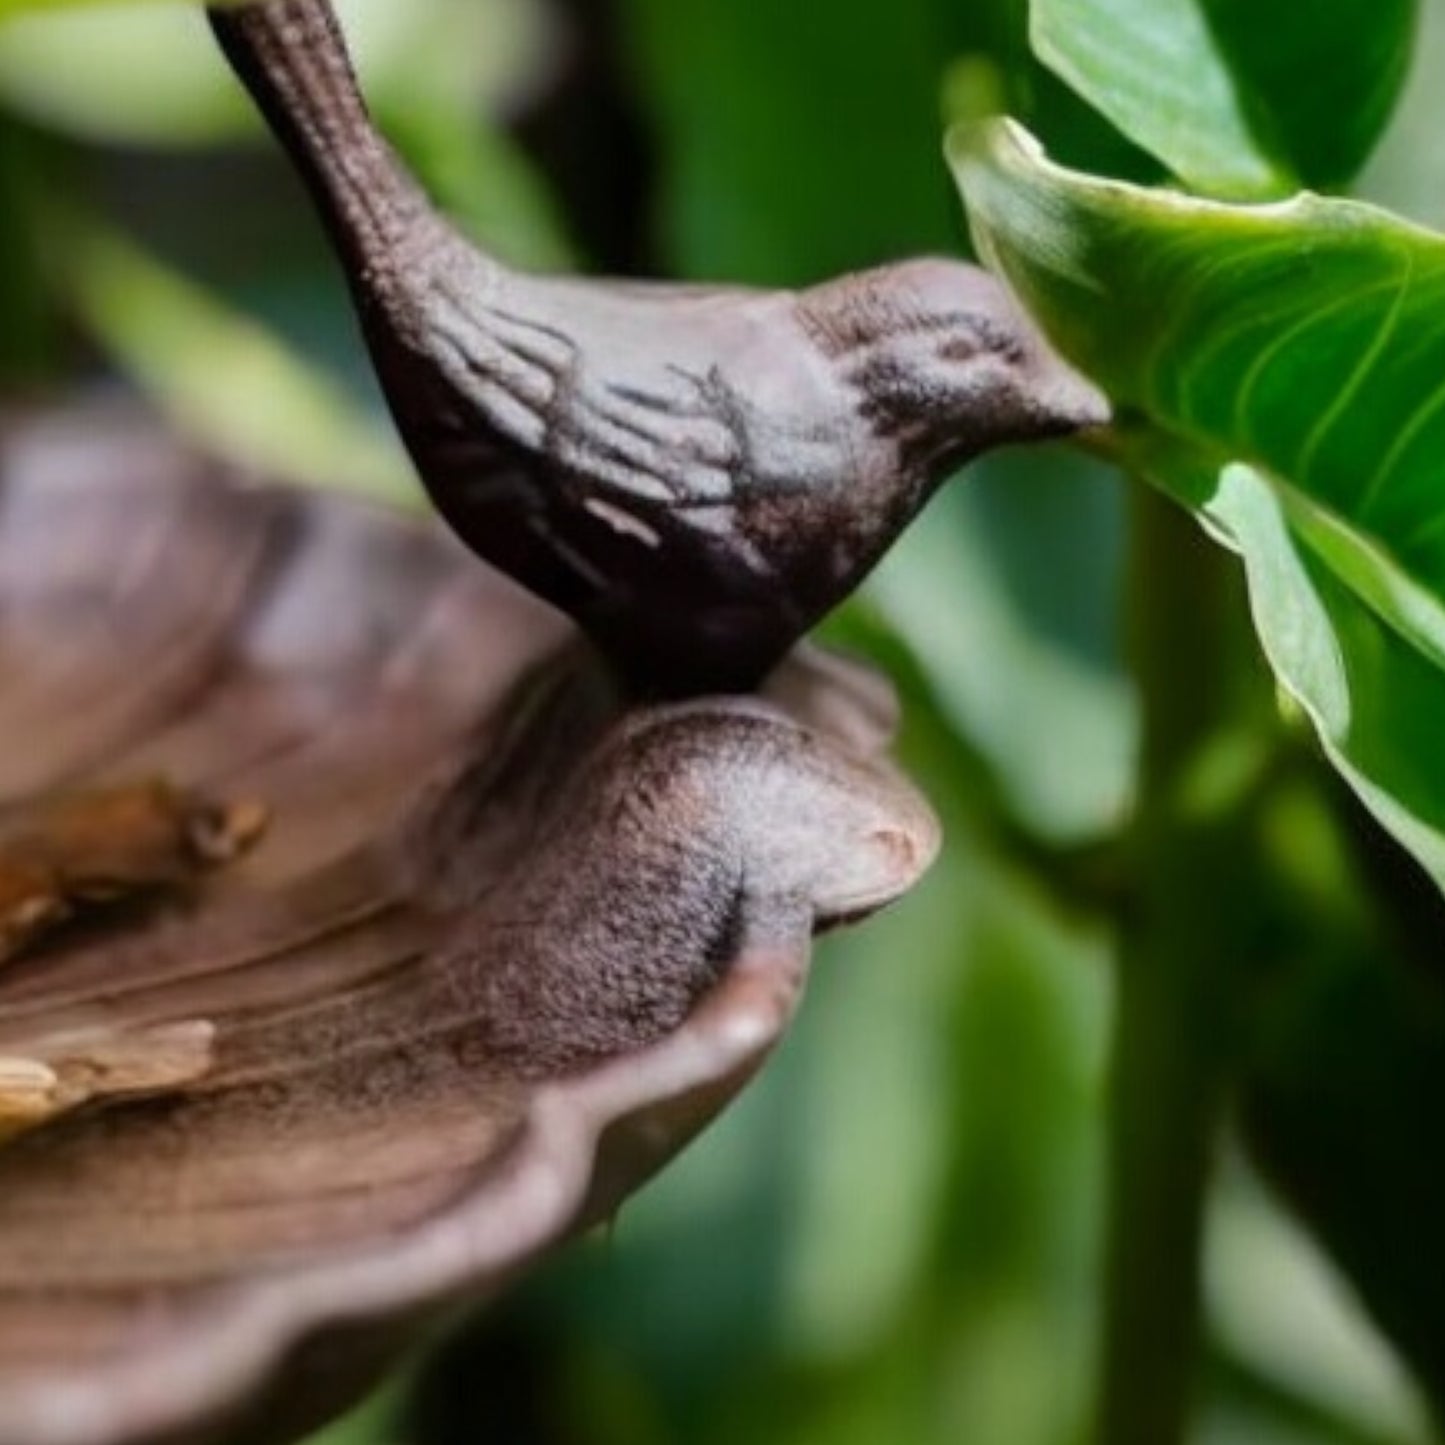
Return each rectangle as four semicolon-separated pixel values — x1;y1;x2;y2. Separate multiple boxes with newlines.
66;223;417;504
951;119;1445;888
936;2;1163;184
1206;463;1445;887
377;94;575;274
1031;0;1418;197
0;3;248;144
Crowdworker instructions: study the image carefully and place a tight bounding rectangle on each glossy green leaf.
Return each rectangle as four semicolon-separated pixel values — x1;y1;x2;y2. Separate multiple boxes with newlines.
951;119;1445;888
1032;0;1418;197
1206;463;1445;887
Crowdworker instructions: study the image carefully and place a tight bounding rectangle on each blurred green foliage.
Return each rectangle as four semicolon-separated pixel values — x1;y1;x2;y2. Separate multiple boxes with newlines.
1;1;1443;1444
956;125;1445;892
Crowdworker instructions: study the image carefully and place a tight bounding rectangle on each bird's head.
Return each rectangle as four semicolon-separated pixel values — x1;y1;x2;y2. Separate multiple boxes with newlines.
799;256;1109;473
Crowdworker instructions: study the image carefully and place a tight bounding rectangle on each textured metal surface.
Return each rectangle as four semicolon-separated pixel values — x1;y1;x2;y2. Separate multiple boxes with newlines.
0;405;937;1445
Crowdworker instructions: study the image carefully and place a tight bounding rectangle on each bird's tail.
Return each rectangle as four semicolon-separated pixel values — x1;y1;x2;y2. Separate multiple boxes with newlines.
207;0;429;283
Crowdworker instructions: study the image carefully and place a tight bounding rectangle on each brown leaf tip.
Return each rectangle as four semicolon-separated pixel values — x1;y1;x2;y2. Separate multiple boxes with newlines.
0;780;270;969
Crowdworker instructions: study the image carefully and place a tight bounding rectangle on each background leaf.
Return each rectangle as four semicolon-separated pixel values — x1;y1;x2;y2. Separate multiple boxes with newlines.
67;223;417;502
1031;0;1418;197
1243;924;1445;1429
1360;0;1445;228
1238;773;1445;1428
0;0;549;150
617;0;960;283
867;451;1134;843
1205;1157;1433;1445
0;120;56;382
1203;463;1445;887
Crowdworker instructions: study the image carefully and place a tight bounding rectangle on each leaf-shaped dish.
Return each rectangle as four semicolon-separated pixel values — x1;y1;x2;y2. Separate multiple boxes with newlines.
0;403;938;1445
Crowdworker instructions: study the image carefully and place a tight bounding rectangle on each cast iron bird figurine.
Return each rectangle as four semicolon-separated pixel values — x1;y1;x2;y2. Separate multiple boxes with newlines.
207;0;1108;695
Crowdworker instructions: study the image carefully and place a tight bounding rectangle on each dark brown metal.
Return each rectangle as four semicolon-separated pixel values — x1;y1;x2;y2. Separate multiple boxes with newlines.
0;404;938;1445
207;0;1109;695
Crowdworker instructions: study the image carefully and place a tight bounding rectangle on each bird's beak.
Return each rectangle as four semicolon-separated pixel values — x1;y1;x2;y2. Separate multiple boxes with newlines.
1031;342;1112;435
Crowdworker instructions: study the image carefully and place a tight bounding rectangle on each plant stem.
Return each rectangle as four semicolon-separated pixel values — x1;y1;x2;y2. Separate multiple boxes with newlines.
1092;486;1240;1445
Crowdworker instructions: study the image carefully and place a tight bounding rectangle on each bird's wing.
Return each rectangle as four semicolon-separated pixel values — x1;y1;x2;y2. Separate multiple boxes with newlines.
423;285;748;517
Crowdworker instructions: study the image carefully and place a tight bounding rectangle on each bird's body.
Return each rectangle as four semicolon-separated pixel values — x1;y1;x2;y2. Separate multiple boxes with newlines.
373;249;1040;689
208;0;1107;693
